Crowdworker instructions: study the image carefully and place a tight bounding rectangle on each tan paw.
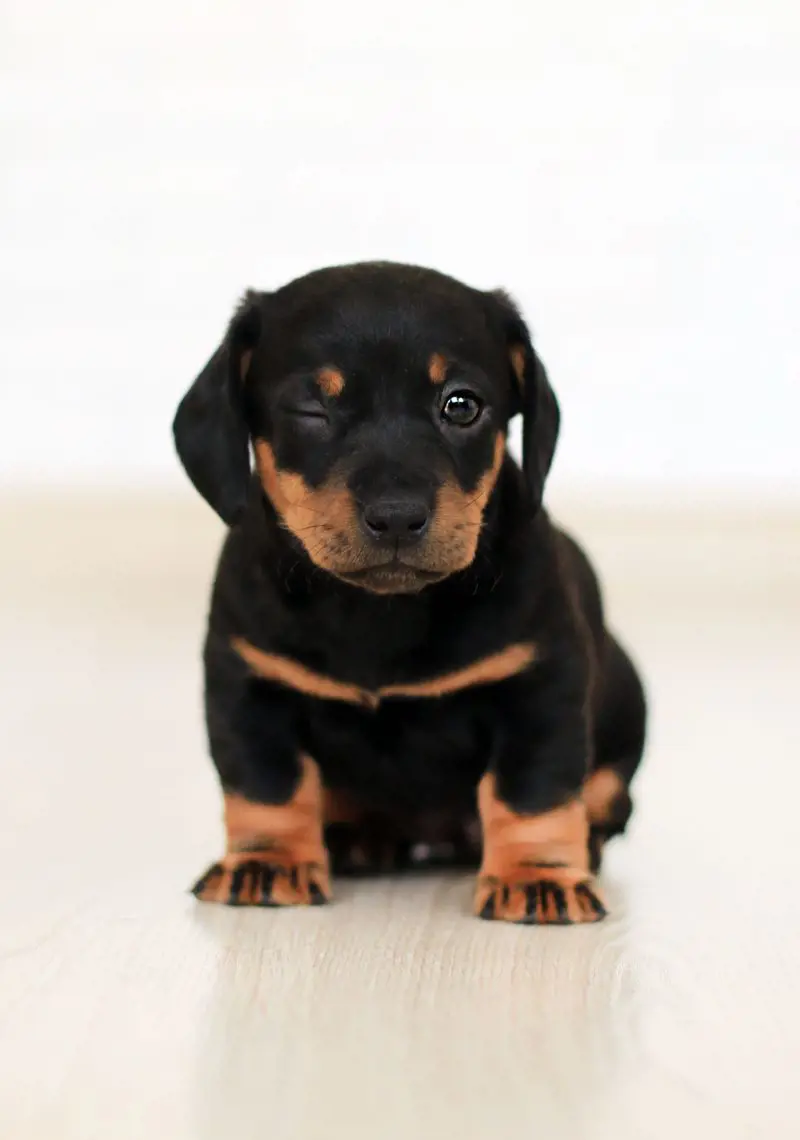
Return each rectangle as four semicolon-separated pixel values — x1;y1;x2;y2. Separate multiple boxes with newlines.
474;865;606;925
191;853;330;907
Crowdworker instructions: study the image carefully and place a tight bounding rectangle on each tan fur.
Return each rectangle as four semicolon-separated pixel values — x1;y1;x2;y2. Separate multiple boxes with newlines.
254;431;507;583
231;637;378;709
380;643;536;700
478;775;590;877
317;366;345;397
193;755;330;906
232;637;536;708
474;773;605;923
427;431;505;571
254;439;357;572
583;767;626;827
224;756;326;864
428;352;448;384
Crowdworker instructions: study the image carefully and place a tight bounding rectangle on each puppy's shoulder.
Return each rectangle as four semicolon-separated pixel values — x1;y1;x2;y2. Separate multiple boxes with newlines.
206;495;289;639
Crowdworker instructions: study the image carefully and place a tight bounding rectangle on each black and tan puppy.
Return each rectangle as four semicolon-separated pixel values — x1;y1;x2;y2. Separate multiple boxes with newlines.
173;262;646;924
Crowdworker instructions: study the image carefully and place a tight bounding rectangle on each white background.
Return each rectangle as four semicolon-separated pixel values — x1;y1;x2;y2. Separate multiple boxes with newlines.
2;0;798;500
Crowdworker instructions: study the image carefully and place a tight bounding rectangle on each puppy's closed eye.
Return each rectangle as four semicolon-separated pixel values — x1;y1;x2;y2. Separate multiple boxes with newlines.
282;398;330;422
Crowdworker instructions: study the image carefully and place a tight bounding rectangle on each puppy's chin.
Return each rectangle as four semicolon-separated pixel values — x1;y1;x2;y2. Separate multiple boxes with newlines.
333;564;448;595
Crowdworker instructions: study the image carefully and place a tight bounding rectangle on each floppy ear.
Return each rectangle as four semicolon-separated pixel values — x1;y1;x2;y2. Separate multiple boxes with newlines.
172;293;263;525
488;289;560;509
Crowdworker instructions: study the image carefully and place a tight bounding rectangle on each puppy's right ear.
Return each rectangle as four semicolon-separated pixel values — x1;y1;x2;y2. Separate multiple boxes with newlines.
172;293;263;525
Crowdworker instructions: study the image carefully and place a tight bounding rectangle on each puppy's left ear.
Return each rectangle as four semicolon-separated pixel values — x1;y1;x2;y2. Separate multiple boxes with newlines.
486;289;560;510
172;292;264;525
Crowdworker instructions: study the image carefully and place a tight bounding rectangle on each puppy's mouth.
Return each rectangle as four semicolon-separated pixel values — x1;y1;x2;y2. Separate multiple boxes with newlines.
336;560;447;595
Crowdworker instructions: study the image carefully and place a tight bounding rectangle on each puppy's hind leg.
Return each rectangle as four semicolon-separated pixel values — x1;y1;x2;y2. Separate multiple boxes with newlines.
585;634;646;872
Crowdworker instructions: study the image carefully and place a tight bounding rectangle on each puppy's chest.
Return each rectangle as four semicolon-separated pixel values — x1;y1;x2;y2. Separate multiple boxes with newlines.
306;693;491;809
253;593;532;702
298;600;433;687
234;626;536;723
237;600;536;807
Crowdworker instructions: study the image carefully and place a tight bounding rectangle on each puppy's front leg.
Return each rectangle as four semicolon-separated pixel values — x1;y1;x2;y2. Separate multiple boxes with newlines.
192;642;330;907
475;653;606;925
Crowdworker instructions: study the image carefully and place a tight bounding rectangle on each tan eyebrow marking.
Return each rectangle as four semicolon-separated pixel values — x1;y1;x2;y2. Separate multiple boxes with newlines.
232;638;536;706
316;366;345;398
428;353;448;384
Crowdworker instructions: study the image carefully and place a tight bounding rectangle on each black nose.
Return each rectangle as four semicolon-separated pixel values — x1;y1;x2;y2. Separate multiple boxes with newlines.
361;498;431;544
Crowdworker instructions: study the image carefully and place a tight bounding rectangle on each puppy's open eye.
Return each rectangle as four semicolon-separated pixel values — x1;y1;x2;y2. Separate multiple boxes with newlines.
441;391;483;427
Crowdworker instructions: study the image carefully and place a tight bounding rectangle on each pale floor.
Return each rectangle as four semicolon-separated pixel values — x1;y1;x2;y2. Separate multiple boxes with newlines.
1;496;799;1140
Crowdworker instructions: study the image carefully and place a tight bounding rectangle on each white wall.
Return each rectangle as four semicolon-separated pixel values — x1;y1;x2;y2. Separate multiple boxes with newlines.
2;0;798;499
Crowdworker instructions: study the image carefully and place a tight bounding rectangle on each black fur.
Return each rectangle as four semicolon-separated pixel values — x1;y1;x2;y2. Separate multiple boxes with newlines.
172;297;261;524
173;262;646;877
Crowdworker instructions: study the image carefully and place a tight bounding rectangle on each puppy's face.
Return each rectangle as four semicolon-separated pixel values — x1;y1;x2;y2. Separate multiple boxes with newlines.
244;268;515;593
174;263;559;595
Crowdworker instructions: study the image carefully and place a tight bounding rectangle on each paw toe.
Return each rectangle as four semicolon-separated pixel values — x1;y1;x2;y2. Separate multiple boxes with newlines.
191;858;330;907
574;881;607;921
475;873;606;925
191;862;226;902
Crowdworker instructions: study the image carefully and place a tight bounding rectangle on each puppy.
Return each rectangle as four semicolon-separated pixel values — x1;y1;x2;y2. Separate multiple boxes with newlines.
173;262;646;924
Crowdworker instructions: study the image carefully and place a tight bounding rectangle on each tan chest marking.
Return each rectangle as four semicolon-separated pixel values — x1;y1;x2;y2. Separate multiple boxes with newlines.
231;637;536;707
379;643;536;700
231;637;378;708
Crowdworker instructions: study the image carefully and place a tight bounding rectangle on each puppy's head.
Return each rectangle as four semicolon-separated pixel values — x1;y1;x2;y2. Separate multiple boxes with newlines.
173;263;558;594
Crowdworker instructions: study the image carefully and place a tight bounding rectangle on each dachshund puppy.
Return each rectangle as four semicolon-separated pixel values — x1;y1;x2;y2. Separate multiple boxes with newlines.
173;262;646;924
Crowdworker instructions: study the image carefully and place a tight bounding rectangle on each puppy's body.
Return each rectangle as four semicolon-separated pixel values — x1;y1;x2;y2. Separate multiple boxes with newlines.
175;263;646;923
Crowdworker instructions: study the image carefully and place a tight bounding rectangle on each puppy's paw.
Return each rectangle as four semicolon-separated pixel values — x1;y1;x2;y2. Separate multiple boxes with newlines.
474;866;606;925
192;854;330;907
